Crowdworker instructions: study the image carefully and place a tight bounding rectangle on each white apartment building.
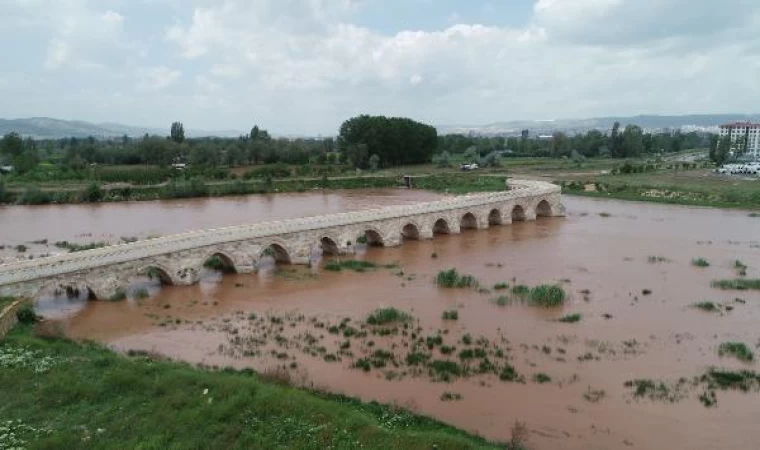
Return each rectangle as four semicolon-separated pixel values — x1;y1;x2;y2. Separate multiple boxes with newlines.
718;122;760;157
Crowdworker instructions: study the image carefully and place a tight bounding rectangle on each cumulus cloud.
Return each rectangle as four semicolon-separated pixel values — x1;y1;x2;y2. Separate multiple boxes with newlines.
1;0;760;133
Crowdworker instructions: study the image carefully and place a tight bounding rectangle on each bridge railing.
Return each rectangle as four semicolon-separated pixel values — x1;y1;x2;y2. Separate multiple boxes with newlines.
0;181;559;285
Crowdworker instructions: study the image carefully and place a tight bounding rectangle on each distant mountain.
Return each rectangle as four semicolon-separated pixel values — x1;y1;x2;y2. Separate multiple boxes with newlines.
0;117;244;139
438;114;760;136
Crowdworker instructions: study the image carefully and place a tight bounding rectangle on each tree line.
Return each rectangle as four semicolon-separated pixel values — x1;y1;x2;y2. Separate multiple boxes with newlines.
437;122;711;159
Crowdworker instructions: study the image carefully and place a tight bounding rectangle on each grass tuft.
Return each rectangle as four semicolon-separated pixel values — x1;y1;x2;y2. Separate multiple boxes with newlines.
718;342;754;362
557;313;581;323
366;307;411;325
691;258;710;268
528;285;566;307
711;279;760;291
435;269;478;288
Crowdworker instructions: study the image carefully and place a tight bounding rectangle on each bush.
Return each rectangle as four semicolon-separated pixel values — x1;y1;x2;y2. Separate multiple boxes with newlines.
83;182;103;202
718;342;754;362
435;269;478;288
16;304;39;324
366;308;411;325
528;285;566;307
442;310;459;321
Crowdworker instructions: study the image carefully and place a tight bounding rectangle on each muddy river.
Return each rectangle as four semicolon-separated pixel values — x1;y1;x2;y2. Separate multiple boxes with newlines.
11;190;760;450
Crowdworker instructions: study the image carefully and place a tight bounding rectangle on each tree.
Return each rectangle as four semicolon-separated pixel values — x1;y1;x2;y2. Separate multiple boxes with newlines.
338;115;437;168
433;151;451;168
368;154;380;171
0;132;24;159
715;135;732;166
170;122;185;144
610;122;624;158
708;134;719;162
621;125;644;158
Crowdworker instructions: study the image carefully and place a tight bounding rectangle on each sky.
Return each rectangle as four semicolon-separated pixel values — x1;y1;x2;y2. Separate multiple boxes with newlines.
1;0;759;135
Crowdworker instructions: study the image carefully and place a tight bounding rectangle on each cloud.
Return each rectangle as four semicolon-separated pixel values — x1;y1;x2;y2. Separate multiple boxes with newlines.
137;67;182;91
2;0;760;133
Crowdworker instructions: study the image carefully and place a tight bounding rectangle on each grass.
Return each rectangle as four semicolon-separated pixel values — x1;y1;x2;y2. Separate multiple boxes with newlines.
366;308;411;325
435;269;478;288
493;282;509;290
691;258;710;268
511;285;529;296
324;260;377;272
442;310;459;321
718;342;754;362
693;301;719;312
711;279;760;291
54;241;107;253
557;313;582;323
532;373;552;384
528;285;567;307
0;326;505;449
0;296;18;311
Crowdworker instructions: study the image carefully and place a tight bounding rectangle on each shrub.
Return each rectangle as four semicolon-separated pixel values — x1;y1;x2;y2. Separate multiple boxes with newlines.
718;342;754;362
442;310;459;321
528;285;566;307
558;313;581;323
711;279;760;291
532;373;552;384
435;269;478;288
366;307;411;325
16;304;39;324
692;258;710;268
499;364;520;382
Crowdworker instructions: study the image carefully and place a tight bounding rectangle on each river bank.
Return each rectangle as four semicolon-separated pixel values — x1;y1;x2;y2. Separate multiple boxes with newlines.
0;325;515;449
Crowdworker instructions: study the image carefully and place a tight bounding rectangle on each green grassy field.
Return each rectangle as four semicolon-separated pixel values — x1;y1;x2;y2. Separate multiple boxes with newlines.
559;170;760;210
0;325;514;450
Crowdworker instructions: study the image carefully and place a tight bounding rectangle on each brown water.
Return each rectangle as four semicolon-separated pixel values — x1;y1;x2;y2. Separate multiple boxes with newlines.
28;195;760;449
0;189;444;262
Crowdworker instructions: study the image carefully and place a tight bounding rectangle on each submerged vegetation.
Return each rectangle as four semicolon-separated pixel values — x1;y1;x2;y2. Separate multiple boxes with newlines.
711;279;760;291
691;258;710;268
366;308;412;325
718;342;754;362
435;269;479;288
528;285;567;307
558;313;582;323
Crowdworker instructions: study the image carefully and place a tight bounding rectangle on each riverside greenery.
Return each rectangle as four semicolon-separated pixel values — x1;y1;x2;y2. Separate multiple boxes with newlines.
0;325;513;449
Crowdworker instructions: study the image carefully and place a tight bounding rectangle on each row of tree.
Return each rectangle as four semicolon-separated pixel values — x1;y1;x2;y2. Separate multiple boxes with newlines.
0;117;725;177
437;123;711;159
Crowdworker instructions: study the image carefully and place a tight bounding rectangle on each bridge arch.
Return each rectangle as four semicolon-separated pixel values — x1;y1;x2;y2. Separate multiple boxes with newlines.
137;264;177;285
460;212;479;230
363;228;385;247
200;250;237;273
259;242;292;265
488;208;503;226
511;204;527;222
432;218;451;235
536;199;553;217
401;222;421;241
320;236;341;255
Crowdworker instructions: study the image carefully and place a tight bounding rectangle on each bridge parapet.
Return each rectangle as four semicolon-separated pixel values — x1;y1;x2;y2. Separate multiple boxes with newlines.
0;180;563;298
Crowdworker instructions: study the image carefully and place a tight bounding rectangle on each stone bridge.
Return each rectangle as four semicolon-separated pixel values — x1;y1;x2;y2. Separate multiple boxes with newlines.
0;180;564;300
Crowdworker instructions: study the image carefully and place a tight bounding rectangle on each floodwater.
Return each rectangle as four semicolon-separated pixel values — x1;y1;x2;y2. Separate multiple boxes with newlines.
0;189;445;262
24;193;760;449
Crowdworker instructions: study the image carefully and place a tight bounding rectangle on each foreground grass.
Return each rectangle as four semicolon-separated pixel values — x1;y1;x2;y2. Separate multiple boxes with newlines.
0;326;506;449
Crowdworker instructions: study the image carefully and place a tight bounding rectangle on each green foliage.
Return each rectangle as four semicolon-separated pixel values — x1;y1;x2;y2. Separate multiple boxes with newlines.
54;241;106;253
366;308;411;325
324;260;377;273
718;342;754;362
558;313;582;323
499;364;520;382
435;269;478;288
511;285;529;296
693;301;718;312
338;115;437;168
528;285;566;307
15;305;38;324
83;182;103;203
532;373;552;384
691;258;710;268
0;328;503;449
442;310;459;321
711;279;760;291
493;283;509;290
